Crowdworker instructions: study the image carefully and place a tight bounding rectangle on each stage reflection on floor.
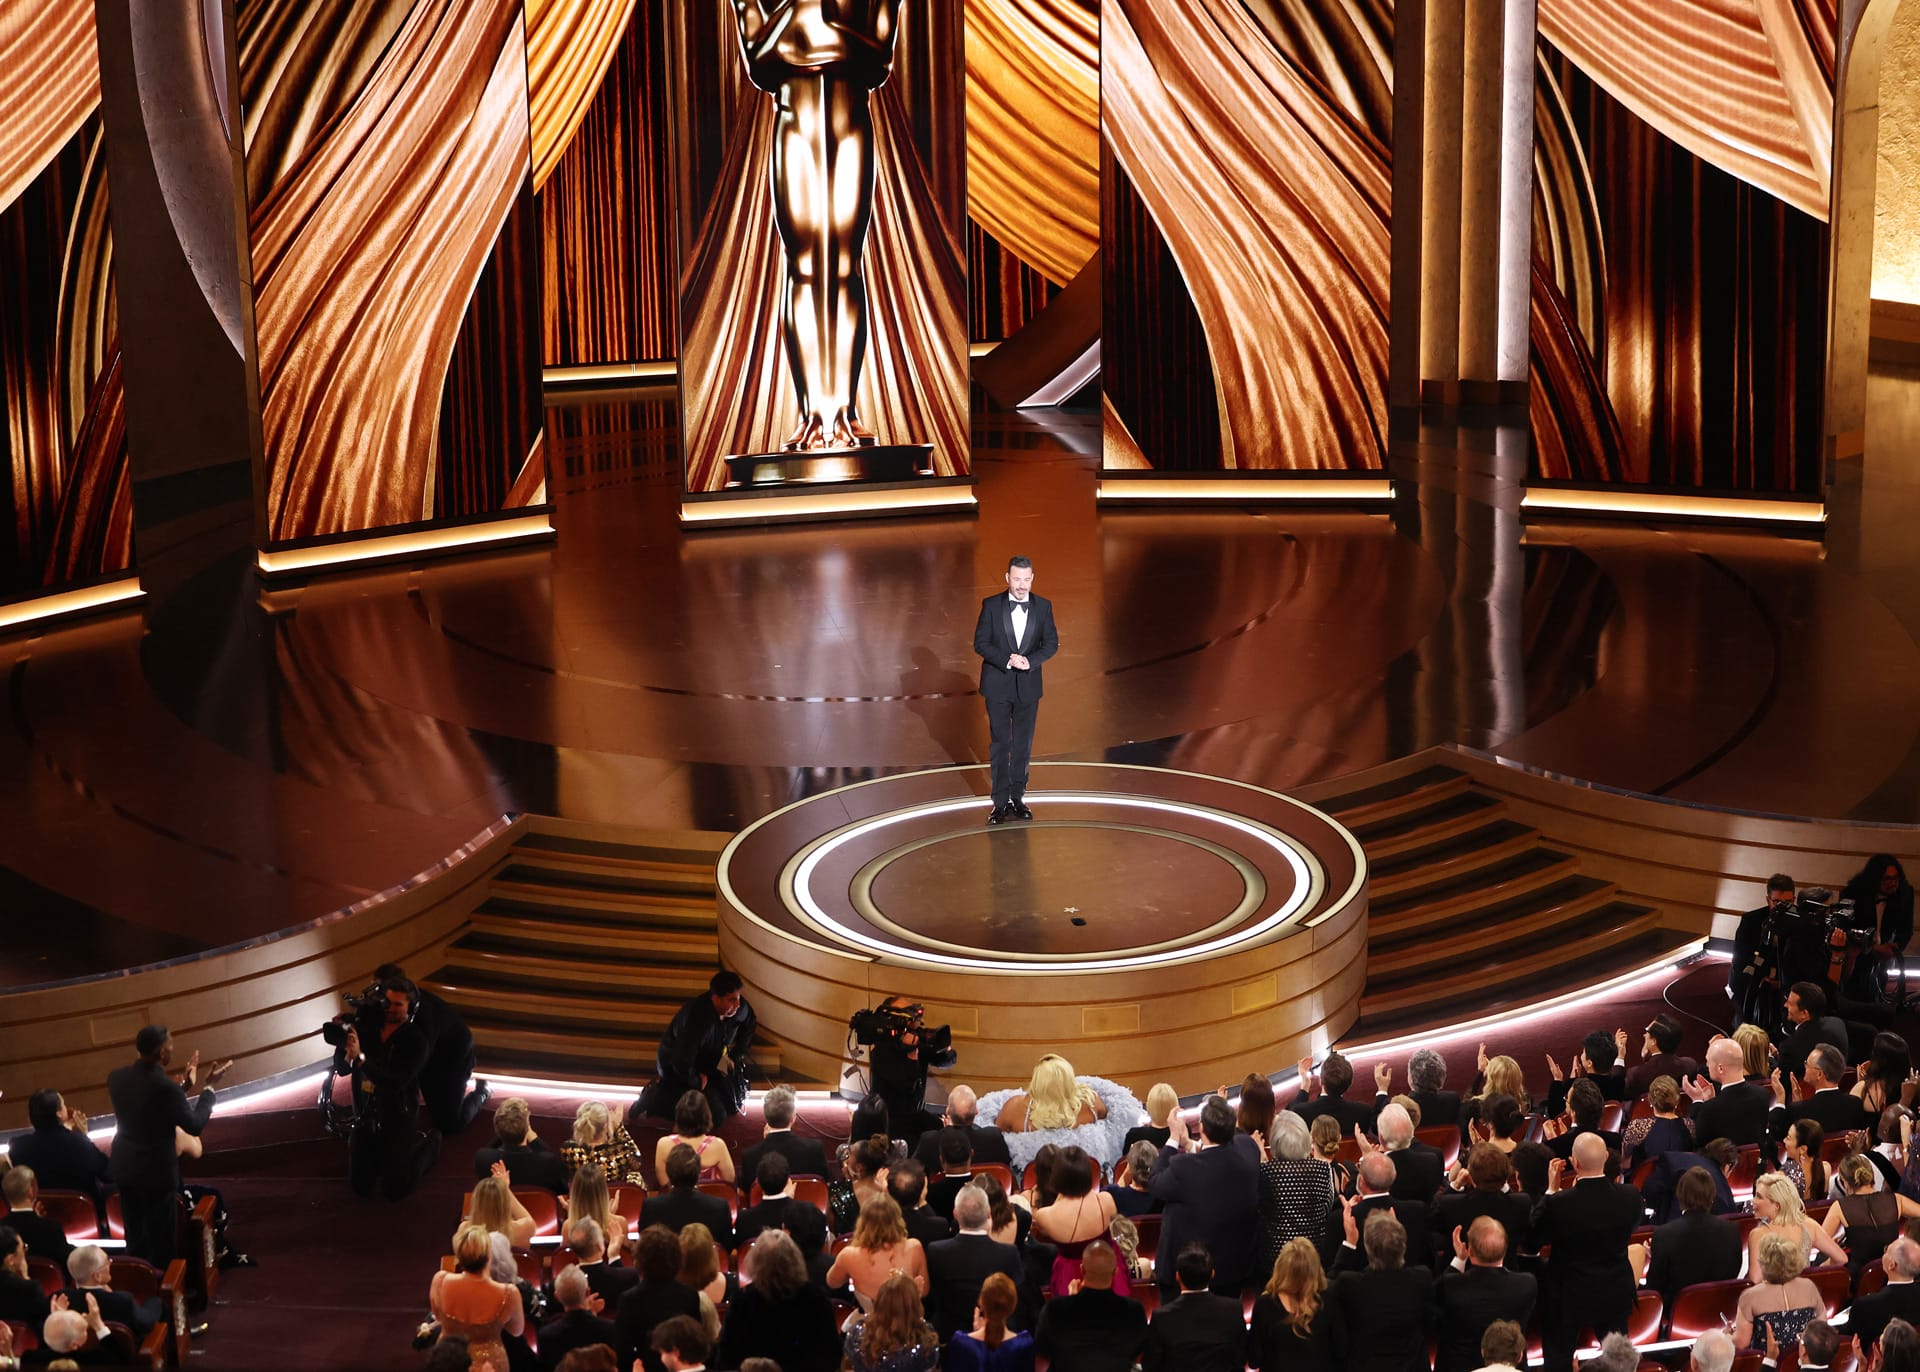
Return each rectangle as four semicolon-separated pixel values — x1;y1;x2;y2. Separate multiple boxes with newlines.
6;370;1920;983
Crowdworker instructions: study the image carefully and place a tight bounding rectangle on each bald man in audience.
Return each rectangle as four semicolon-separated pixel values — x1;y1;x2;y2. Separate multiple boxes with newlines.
1690;1328;1735;1372
1379;1102;1445;1202
1336;1151;1432;1271
912;1085;1010;1170
1852;1236;1920;1356
1529;1132;1643;1372
1682;1039;1773;1148
1434;1216;1536;1372
1034;1238;1148;1372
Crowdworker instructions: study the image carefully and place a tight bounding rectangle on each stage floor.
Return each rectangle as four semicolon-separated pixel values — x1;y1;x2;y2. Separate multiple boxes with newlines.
5;369;1920;985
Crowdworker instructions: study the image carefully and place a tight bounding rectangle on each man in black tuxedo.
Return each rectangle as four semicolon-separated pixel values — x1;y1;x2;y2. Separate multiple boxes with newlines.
639;1145;734;1251
1851;1237;1920;1358
1033;1239;1147;1372
734;1154;798;1250
0;1226;50;1330
1147;1097;1258;1296
925;1185;1024;1341
67;1246;160;1340
375;963;488;1137
539;1262;620;1371
1336;1153;1432;1272
563;1216;639;1310
734;1084;829;1192
1683;1039;1773;1148
1293;1052;1379;1134
636;971;756;1127
1644;1166;1742;1306
105;1025;227;1266
1529;1134;1644;1372
1378;1103;1445;1202
1641;1139;1739;1225
472;1096;568;1193
1730;874;1796;1028
1778;981;1851;1084
1141;1244;1246;1372
1624;1014;1700;1098
1431;1144;1533;1268
1542;1032;1630;1114
1433;1216;1537;1372
1543;1079;1622;1162
1770;1043;1869;1140
1375;1050;1462;1137
973;556;1058;824
887;1160;952;1247
925;1129;979;1221
2;1170;73;1265
910;1085;1011;1171
613;1226;702;1372
9;1092;111;1204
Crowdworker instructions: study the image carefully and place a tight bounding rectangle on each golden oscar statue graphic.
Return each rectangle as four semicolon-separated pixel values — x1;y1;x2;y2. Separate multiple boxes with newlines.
725;0;932;484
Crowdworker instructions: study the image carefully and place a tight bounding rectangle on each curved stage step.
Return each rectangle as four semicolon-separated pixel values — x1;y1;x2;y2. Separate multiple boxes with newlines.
1313;765;1701;1040
421;828;809;1088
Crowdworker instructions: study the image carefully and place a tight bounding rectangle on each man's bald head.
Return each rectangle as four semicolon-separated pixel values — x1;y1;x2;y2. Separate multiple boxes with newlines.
1572;1131;1608;1176
1358;1152;1397;1193
43;1310;87;1354
947;1085;978;1126
1079;1239;1117;1289
1468;1215;1508;1265
1706;1038;1745;1081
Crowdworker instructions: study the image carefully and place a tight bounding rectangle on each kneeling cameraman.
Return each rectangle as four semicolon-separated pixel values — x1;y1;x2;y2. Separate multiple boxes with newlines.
375;963;489;1135
327;976;441;1201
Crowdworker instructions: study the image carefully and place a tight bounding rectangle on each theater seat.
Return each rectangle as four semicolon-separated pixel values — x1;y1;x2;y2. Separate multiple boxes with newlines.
1858;1258;1889;1297
696;1181;738;1217
1600;1103;1626;1134
748;1176;829;1213
1667;1277;1748;1339
1808;1263;1852;1316
972;1163;1015;1192
4;1321;36;1353
611;1186;644;1236
1730;1146;1763;1194
36;1190;102;1242
515;1189;562;1237
26;1256;63;1296
1416;1125;1462;1168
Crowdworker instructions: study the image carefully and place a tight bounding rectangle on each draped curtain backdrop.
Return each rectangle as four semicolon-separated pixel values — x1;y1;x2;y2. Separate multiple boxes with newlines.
0;0;134;593
1101;0;1393;473
239;0;546;542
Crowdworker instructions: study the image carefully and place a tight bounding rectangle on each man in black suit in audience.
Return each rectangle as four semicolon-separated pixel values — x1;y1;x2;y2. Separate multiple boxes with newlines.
0;1226;50;1330
1542;1032;1631;1114
538;1261;620;1371
1378;1102;1445;1203
3;1170;72;1265
925;1185;1024;1341
471;1096;568;1193
1141;1243;1245;1372
564;1217;638;1310
1624;1015;1699;1098
1852;1236;1920;1359
1033;1238;1147;1372
1433;1216;1537;1372
1641;1139;1740;1225
1529;1133;1644;1372
1432;1144;1533;1268
639;1144;734;1251
1683;1039;1773;1148
911;1085;1011;1171
1797;1318;1841;1372
106;1025;227;1266
1147;1096;1258;1296
734;1084;830;1191
1777;981;1851;1083
925;1130;978;1221
887;1160;952;1247
1645;1166;1743;1307
1770;1043;1869;1140
613;1226;702;1372
1292;1052;1378;1135
1543;1079;1622;1162
733;1154;798;1250
67;1245;160;1340
1337;1152;1432;1272
1374;1049;1462;1138
9;1092;112;1205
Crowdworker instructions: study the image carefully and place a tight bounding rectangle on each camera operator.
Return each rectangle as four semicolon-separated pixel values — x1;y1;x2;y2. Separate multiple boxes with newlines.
329;977;441;1201
633;971;757;1127
1840;856;1915;1004
854;996;955;1147
374;963;489;1136
1730;874;1797;1031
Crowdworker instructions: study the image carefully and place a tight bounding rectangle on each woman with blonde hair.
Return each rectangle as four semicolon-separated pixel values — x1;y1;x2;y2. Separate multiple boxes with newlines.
943;1270;1033;1371
1478;1054;1529;1112
653;1090;735;1189
1823;1153;1920;1272
1124;1083;1179;1152
1734;1024;1773;1081
1734;1230;1821;1355
459;1171;537;1250
678;1221;727;1342
428;1223;524;1372
561;1099;642;1183
844;1270;939;1372
825;1195;929;1309
1250;1237;1339;1369
997;1054;1107;1132
564;1163;626;1256
1747;1172;1847;1280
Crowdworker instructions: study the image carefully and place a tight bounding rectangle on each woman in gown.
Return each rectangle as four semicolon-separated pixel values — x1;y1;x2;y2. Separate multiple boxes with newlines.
429;1224;525;1372
976;1054;1142;1175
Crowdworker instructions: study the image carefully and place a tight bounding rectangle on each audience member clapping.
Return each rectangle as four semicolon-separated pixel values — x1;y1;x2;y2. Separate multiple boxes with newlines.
1858;1033;1916;1115
714;1230;841;1372
1307;1114;1354;1196
475;1097;567;1193
831;1133;895;1234
1248;1236;1338;1370
1105;1139;1158;1218
1433;1217;1534;1372
1528;1133;1640;1370
429;1224;525;1372
1148;1096;1258;1295
0;1225;48;1329
1433;1145;1531;1269
826;1195;929;1308
563;1101;642;1187
1252;1110;1339;1275
1234;1075;1276;1146
39;1295;117;1365
1375;1048;1462;1132
638;1144;733;1251
66;1245;158;1339
1330;1210;1431;1368
564;1164;626;1257
10;1092;111;1204
1620;1074;1695;1168
1542;1031;1628;1115
942;1269;1032;1371
1291;1052;1376;1134
1377;1101;1444;1202
651;1092;733;1190
1032;1238;1145;1371
1338;1152;1431;1271
844;1270;940;1372
536;1263;616;1372
460;1169;537;1250
611;1225;699;1372
563;1216;636;1309
1734;1230;1821;1357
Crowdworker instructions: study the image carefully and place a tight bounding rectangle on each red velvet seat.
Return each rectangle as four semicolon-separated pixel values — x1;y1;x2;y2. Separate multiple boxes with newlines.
972;1163;1015;1193
1808;1262;1852;1316
109;1256;163;1305
749;1176;829;1212
696;1180;738;1217
1416;1124;1462;1168
1666;1277;1748;1339
1599;1103;1627;1134
1730;1146;1763;1194
610;1185;644;1236
3;1321;35;1353
35;1190;102;1242
104;1193;125;1241
26;1257;63;1297
1858;1257;1889;1297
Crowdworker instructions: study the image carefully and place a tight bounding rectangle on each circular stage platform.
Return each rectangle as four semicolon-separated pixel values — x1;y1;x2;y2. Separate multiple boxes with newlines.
717;763;1369;1095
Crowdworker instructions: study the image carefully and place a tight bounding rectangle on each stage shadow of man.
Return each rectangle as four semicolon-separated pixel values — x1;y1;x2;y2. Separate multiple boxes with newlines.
899;646;981;770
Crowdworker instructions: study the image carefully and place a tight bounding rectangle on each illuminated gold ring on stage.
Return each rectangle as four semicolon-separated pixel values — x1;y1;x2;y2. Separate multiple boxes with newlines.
844;819;1268;962
777;791;1322;973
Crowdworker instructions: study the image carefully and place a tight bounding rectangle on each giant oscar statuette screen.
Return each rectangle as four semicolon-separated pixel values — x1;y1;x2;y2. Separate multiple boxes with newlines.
671;0;969;500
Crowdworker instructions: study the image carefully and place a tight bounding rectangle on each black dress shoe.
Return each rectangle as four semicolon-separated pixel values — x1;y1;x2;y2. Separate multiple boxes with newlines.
986;806;1009;825
1013;801;1033;821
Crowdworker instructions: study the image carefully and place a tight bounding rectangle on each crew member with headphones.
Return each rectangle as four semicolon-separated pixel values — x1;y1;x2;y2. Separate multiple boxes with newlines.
336;975;442;1201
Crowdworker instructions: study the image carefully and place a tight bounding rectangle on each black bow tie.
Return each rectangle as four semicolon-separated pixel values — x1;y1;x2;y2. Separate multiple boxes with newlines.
1010;599;1028;609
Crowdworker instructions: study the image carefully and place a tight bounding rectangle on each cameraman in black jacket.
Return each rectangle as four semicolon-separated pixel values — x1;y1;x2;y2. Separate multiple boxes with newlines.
858;996;955;1148
374;963;489;1136
331;978;441;1200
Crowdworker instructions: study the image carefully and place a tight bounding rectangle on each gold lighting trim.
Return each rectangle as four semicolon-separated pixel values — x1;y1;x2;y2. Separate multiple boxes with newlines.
679;486;977;527
1098;477;1394;504
965;0;1099;285
524;0;636;190
255;512;554;577
1519;488;1827;525
0;575;142;632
